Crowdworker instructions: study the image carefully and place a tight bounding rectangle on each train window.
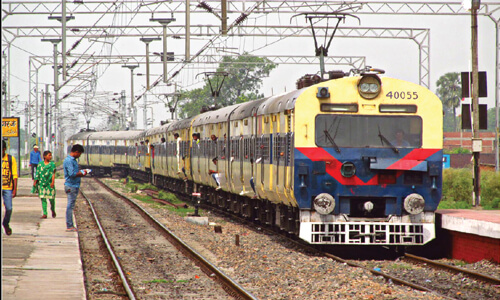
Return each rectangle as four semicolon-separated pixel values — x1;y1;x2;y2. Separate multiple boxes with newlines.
244;138;249;159
315;115;422;148
273;134;281;162
261;136;270;162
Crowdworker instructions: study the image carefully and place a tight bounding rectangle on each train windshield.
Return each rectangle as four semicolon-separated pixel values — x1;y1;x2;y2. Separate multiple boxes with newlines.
315;115;422;148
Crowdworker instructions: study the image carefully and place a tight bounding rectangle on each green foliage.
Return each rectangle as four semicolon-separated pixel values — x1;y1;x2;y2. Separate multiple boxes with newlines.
440;169;500;210
179;53;278;118
436;72;461;132
444;147;471;154
441;168;473;205
132;194;152;202
158;190;181;203
437;200;472;209
389;263;413;270
138;183;158;191
487;107;497;131
126;182;138;193
481;171;500;209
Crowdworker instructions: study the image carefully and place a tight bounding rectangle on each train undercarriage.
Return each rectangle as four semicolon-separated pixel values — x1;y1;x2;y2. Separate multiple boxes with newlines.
88;164;301;236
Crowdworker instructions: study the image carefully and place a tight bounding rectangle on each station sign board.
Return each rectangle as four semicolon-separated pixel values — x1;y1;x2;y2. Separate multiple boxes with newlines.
2;117;20;137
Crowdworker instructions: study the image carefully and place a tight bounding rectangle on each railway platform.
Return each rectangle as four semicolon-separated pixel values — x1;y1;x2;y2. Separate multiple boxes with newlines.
1;178;86;300
436;209;500;263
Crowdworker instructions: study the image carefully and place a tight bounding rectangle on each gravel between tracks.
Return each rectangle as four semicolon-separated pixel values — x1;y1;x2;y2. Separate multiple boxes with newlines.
76;179;232;300
82;178;453;300
357;258;499;300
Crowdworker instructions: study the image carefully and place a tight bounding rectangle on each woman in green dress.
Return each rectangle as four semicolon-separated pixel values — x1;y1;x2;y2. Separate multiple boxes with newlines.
33;150;56;219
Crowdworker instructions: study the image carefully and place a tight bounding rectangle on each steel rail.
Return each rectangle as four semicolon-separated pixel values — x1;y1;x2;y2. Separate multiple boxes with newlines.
322;253;457;300
404;253;500;285
79;188;137;300
94;177;258;300
175;188;455;300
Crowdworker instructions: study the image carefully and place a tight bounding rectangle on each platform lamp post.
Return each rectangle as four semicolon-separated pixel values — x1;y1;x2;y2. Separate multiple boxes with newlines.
41;38;61;157
150;17;175;83
139;37;161;90
122;64;139;130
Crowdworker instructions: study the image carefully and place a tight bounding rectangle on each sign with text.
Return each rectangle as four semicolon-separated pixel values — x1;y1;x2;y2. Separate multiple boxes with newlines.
2;117;20;137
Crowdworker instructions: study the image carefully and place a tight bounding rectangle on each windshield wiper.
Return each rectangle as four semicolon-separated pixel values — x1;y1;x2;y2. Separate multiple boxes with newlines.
378;126;399;154
324;130;340;153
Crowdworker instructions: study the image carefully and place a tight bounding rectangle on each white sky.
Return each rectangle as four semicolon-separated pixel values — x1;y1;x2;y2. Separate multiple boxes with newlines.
3;0;498;134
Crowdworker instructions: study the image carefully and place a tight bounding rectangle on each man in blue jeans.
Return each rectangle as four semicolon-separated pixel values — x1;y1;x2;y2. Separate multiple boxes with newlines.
63;144;88;231
2;140;18;235
29;144;41;180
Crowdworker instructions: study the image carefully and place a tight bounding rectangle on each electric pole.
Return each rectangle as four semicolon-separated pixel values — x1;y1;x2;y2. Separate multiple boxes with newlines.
471;0;481;207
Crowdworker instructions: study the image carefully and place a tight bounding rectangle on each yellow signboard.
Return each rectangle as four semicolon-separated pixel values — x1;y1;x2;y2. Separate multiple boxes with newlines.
2;117;20;137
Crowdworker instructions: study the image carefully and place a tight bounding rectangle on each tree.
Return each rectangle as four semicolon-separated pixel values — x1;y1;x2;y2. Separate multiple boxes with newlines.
488;107;498;132
179;53;278;118
436;72;461;132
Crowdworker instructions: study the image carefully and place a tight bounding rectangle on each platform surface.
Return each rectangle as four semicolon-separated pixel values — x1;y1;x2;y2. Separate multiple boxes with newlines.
1;177;86;300
437;209;500;239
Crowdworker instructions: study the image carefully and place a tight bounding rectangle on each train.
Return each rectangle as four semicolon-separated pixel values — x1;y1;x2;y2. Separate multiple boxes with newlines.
68;69;443;246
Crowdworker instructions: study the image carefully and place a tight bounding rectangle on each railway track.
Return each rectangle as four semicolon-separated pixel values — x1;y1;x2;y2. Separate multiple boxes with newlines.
81;177;257;300
80;188;137;299
166;185;499;300
403;253;500;285
91;177;499;299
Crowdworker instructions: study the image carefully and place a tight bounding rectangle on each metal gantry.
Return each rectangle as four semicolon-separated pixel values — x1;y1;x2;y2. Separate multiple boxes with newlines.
2;1;500;170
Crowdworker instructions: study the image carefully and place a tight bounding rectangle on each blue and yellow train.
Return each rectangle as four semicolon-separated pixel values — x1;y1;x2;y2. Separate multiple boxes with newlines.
68;70;443;246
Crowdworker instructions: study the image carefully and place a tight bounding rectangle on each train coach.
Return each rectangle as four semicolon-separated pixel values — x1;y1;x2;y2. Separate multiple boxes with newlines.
68;69;443;246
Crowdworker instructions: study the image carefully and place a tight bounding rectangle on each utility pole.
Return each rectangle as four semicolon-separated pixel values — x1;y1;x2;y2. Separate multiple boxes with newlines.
471;0;481;207
143;93;148;129
40;91;44;150
150;17;175;83
139;37;160;90
41;38;61;158
45;85;50;152
121;90;126;129
186;0;191;60
122;64;139;129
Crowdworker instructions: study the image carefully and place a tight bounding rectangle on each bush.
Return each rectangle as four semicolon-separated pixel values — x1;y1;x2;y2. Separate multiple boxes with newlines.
440;169;500;210
138;183;158;191
444;147;471;154
480;171;500;209
441;169;472;204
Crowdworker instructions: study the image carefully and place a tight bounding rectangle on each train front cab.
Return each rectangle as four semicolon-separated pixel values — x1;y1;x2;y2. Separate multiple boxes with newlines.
294;75;443;246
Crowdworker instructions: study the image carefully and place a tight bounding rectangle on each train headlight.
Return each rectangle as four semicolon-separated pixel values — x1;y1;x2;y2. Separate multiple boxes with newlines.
341;162;356;178
358;74;381;99
313;193;335;215
403;193;425;215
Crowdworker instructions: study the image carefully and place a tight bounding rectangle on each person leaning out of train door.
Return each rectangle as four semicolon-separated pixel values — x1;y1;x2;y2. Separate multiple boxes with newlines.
174;133;182;174
2;140;18;236
192;133;200;144
29;144;41;180
63;144;89;232
150;144;155;168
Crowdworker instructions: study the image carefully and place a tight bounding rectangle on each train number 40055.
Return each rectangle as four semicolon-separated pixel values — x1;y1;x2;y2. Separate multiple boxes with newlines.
385;91;419;100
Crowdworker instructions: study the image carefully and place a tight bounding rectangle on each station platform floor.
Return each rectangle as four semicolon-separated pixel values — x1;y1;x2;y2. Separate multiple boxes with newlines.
436;209;500;263
1;177;85;300
437;209;500;239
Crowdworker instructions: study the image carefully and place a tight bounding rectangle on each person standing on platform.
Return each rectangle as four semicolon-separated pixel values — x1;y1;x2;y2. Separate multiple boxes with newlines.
34;150;56;219
63;144;88;232
2;140;18;236
29;145;41;180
